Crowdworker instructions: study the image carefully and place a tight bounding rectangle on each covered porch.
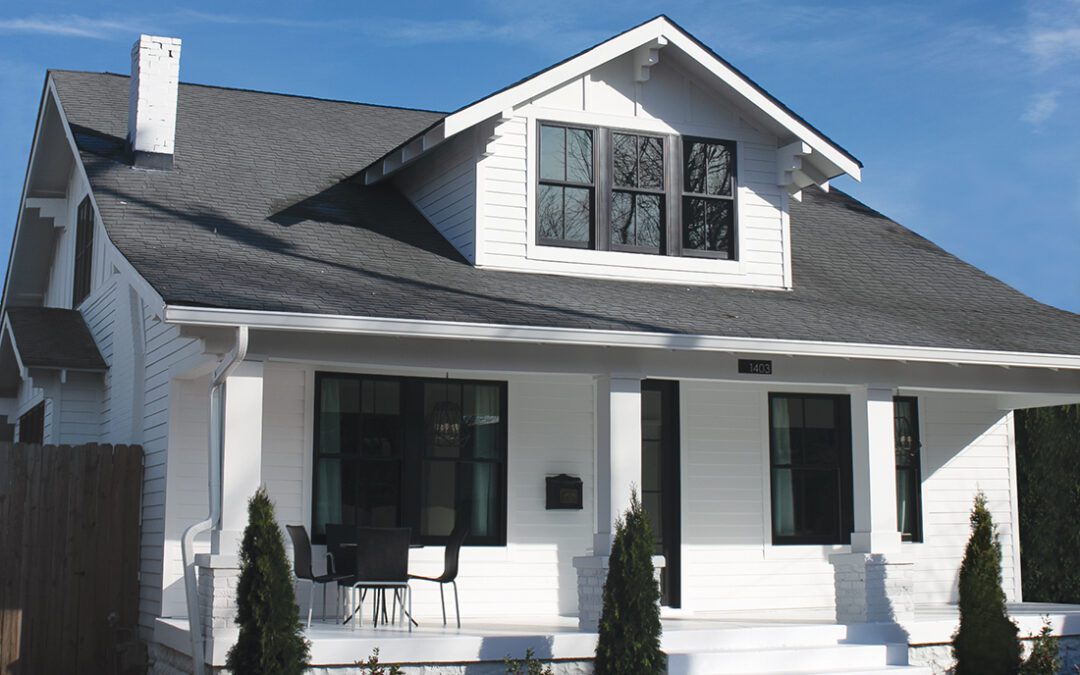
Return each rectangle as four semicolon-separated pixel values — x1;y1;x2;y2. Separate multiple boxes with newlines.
156;323;1080;671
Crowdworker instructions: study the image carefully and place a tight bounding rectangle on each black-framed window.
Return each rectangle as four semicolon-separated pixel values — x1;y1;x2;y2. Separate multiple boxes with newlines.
538;124;594;247
682;138;736;259
18;402;44;444
535;121;737;260
769;393;853;545
894;396;923;542
312;373;507;547
611;132;664;253
72;196;94;306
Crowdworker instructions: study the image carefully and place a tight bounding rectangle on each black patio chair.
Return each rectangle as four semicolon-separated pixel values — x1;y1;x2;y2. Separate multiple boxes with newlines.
344;527;415;630
409;525;468;627
285;524;350;628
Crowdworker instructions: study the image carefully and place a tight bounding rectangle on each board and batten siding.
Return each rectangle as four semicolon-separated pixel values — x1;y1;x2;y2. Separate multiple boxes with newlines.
473;51;790;289
678;383;1020;612
395;128;478;264
259;363;596;619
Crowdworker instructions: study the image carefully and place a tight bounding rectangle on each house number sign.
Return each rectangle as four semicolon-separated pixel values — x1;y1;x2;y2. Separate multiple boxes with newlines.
738;359;773;375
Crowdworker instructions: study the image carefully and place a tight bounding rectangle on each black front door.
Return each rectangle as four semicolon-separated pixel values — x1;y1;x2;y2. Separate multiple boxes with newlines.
641;380;681;607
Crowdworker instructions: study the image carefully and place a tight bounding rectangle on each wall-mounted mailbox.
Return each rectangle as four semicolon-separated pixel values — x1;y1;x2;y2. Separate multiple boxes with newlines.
546;474;583;510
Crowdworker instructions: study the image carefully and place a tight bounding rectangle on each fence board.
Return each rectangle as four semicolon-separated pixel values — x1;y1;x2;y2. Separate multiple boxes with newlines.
0;443;143;675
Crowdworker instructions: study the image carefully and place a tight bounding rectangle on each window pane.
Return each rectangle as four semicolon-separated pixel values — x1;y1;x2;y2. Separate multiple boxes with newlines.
540;125;565;181
772;468;796;536
640;136;664;190
897;468;918;537
563;187;591;243
683;197;733;254
357;459;401;527
464;384;501;459
613;133;637;188
315;458;349;538
421;461;499;539
798;469;841;537
611;192;661;249
319;377;360;454
538;184;564;240
566;128;593;184
685;140;733;196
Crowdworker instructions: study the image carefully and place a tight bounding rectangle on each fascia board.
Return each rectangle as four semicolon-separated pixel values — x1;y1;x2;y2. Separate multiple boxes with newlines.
163;304;1080;372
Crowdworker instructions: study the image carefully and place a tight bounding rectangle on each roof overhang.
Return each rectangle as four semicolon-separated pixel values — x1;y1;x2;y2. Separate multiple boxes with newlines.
363;15;862;189
163;305;1080;372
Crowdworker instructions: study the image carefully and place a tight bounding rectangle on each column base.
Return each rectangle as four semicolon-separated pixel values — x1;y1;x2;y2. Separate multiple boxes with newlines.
829;552;914;625
195;554;241;641
573;554;665;631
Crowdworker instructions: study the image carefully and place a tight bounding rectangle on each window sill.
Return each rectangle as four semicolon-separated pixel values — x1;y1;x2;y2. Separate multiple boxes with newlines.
526;242;746;275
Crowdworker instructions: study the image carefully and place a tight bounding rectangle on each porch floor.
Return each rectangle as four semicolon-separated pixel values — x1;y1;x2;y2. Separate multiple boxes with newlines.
155;603;1080;667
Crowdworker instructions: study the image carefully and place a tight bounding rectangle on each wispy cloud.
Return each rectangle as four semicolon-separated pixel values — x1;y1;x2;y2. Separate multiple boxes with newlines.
1022;89;1060;126
0;15;135;39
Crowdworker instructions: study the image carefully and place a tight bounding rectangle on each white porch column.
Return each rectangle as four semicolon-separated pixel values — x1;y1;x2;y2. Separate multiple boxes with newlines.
593;374;643;555
211;359;264;556
574;374;660;631
850;386;901;554
831;386;914;624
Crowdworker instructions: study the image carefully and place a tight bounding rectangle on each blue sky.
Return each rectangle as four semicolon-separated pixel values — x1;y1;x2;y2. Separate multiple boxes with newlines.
1;0;1078;312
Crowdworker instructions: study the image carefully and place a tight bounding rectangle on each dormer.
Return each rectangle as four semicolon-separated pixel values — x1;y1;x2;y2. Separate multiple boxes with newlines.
370;16;861;289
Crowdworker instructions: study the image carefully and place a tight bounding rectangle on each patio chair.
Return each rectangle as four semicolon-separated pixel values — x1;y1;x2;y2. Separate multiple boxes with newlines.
408;525;468;628
285;524;350;628
344;527;414;631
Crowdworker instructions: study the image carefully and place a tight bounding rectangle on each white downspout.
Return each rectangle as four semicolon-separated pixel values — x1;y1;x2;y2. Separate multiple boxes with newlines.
181;325;248;675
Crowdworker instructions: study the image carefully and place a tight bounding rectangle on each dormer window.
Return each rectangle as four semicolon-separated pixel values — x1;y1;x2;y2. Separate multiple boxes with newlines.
538;124;594;248
536;122;737;260
683;138;736;259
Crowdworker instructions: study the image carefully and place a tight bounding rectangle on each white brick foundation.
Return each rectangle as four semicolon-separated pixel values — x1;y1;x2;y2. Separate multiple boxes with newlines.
195;554;241;640
573;554;664;631
830;552;914;624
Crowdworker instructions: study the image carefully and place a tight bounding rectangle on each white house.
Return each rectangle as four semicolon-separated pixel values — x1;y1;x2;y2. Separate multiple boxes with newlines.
3;17;1080;675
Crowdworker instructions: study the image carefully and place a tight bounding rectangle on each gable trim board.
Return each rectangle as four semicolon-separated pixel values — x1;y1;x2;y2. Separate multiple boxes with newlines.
364;15;861;188
162;305;1080;372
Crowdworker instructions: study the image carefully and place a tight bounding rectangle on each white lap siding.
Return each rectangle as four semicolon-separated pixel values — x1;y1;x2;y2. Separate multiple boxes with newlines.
261;364;596;619
679;383;1020;613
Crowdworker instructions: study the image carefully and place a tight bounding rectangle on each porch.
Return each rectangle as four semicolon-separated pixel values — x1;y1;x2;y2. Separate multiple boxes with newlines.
153;603;1080;672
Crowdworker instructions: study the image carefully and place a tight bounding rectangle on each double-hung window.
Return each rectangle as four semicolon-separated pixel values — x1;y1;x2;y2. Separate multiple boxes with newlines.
682;138;736;258
769;393;853;545
538;124;594;247
312;373;508;546
610;133;665;253
536;122;737;259
894;396;923;542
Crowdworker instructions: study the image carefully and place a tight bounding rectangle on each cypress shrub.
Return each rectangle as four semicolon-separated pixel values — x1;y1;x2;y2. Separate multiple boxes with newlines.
1016;405;1080;603
1019;620;1060;675
952;492;1021;675
594;489;664;675
225;487;310;675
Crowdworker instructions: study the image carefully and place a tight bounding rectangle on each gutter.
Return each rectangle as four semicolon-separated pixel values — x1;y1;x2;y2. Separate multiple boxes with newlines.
163;305;1080;372
180;325;248;675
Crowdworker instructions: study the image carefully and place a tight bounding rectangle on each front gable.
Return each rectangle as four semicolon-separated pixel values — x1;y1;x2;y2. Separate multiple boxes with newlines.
385;16;860;289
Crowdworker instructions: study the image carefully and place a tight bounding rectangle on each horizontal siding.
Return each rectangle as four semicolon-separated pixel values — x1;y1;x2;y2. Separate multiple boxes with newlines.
913;394;1019;604
396;130;477;262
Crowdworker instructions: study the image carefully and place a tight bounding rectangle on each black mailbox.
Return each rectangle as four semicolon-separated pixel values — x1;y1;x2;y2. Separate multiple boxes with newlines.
546;474;583;510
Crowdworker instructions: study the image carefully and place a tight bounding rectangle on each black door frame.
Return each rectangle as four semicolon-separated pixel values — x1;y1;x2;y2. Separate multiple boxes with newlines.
642;379;681;608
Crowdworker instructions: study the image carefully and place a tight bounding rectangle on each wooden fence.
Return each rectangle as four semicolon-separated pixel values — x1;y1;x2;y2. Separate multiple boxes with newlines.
0;443;143;674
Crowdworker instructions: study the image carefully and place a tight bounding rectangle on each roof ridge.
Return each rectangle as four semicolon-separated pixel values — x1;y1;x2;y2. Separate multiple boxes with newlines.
48;69;449;116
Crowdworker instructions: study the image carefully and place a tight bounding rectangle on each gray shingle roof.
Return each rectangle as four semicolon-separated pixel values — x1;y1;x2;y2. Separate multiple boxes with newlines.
50;71;1080;356
6;307;107;370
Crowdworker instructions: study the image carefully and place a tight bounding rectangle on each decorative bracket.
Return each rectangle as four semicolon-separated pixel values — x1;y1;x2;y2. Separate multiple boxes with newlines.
633;36;669;83
777;141;831;202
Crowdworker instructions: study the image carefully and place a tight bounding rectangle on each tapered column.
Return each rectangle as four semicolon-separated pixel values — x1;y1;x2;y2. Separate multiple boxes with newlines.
212;359;264;556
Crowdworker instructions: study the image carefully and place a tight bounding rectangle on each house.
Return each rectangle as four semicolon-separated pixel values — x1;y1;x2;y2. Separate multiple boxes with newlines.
3;15;1080;675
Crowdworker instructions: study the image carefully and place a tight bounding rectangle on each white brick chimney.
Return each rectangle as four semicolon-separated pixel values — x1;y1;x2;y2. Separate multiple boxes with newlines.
128;35;181;169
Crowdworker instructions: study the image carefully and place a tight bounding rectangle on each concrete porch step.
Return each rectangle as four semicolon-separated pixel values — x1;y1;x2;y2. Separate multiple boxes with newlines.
665;642;918;675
